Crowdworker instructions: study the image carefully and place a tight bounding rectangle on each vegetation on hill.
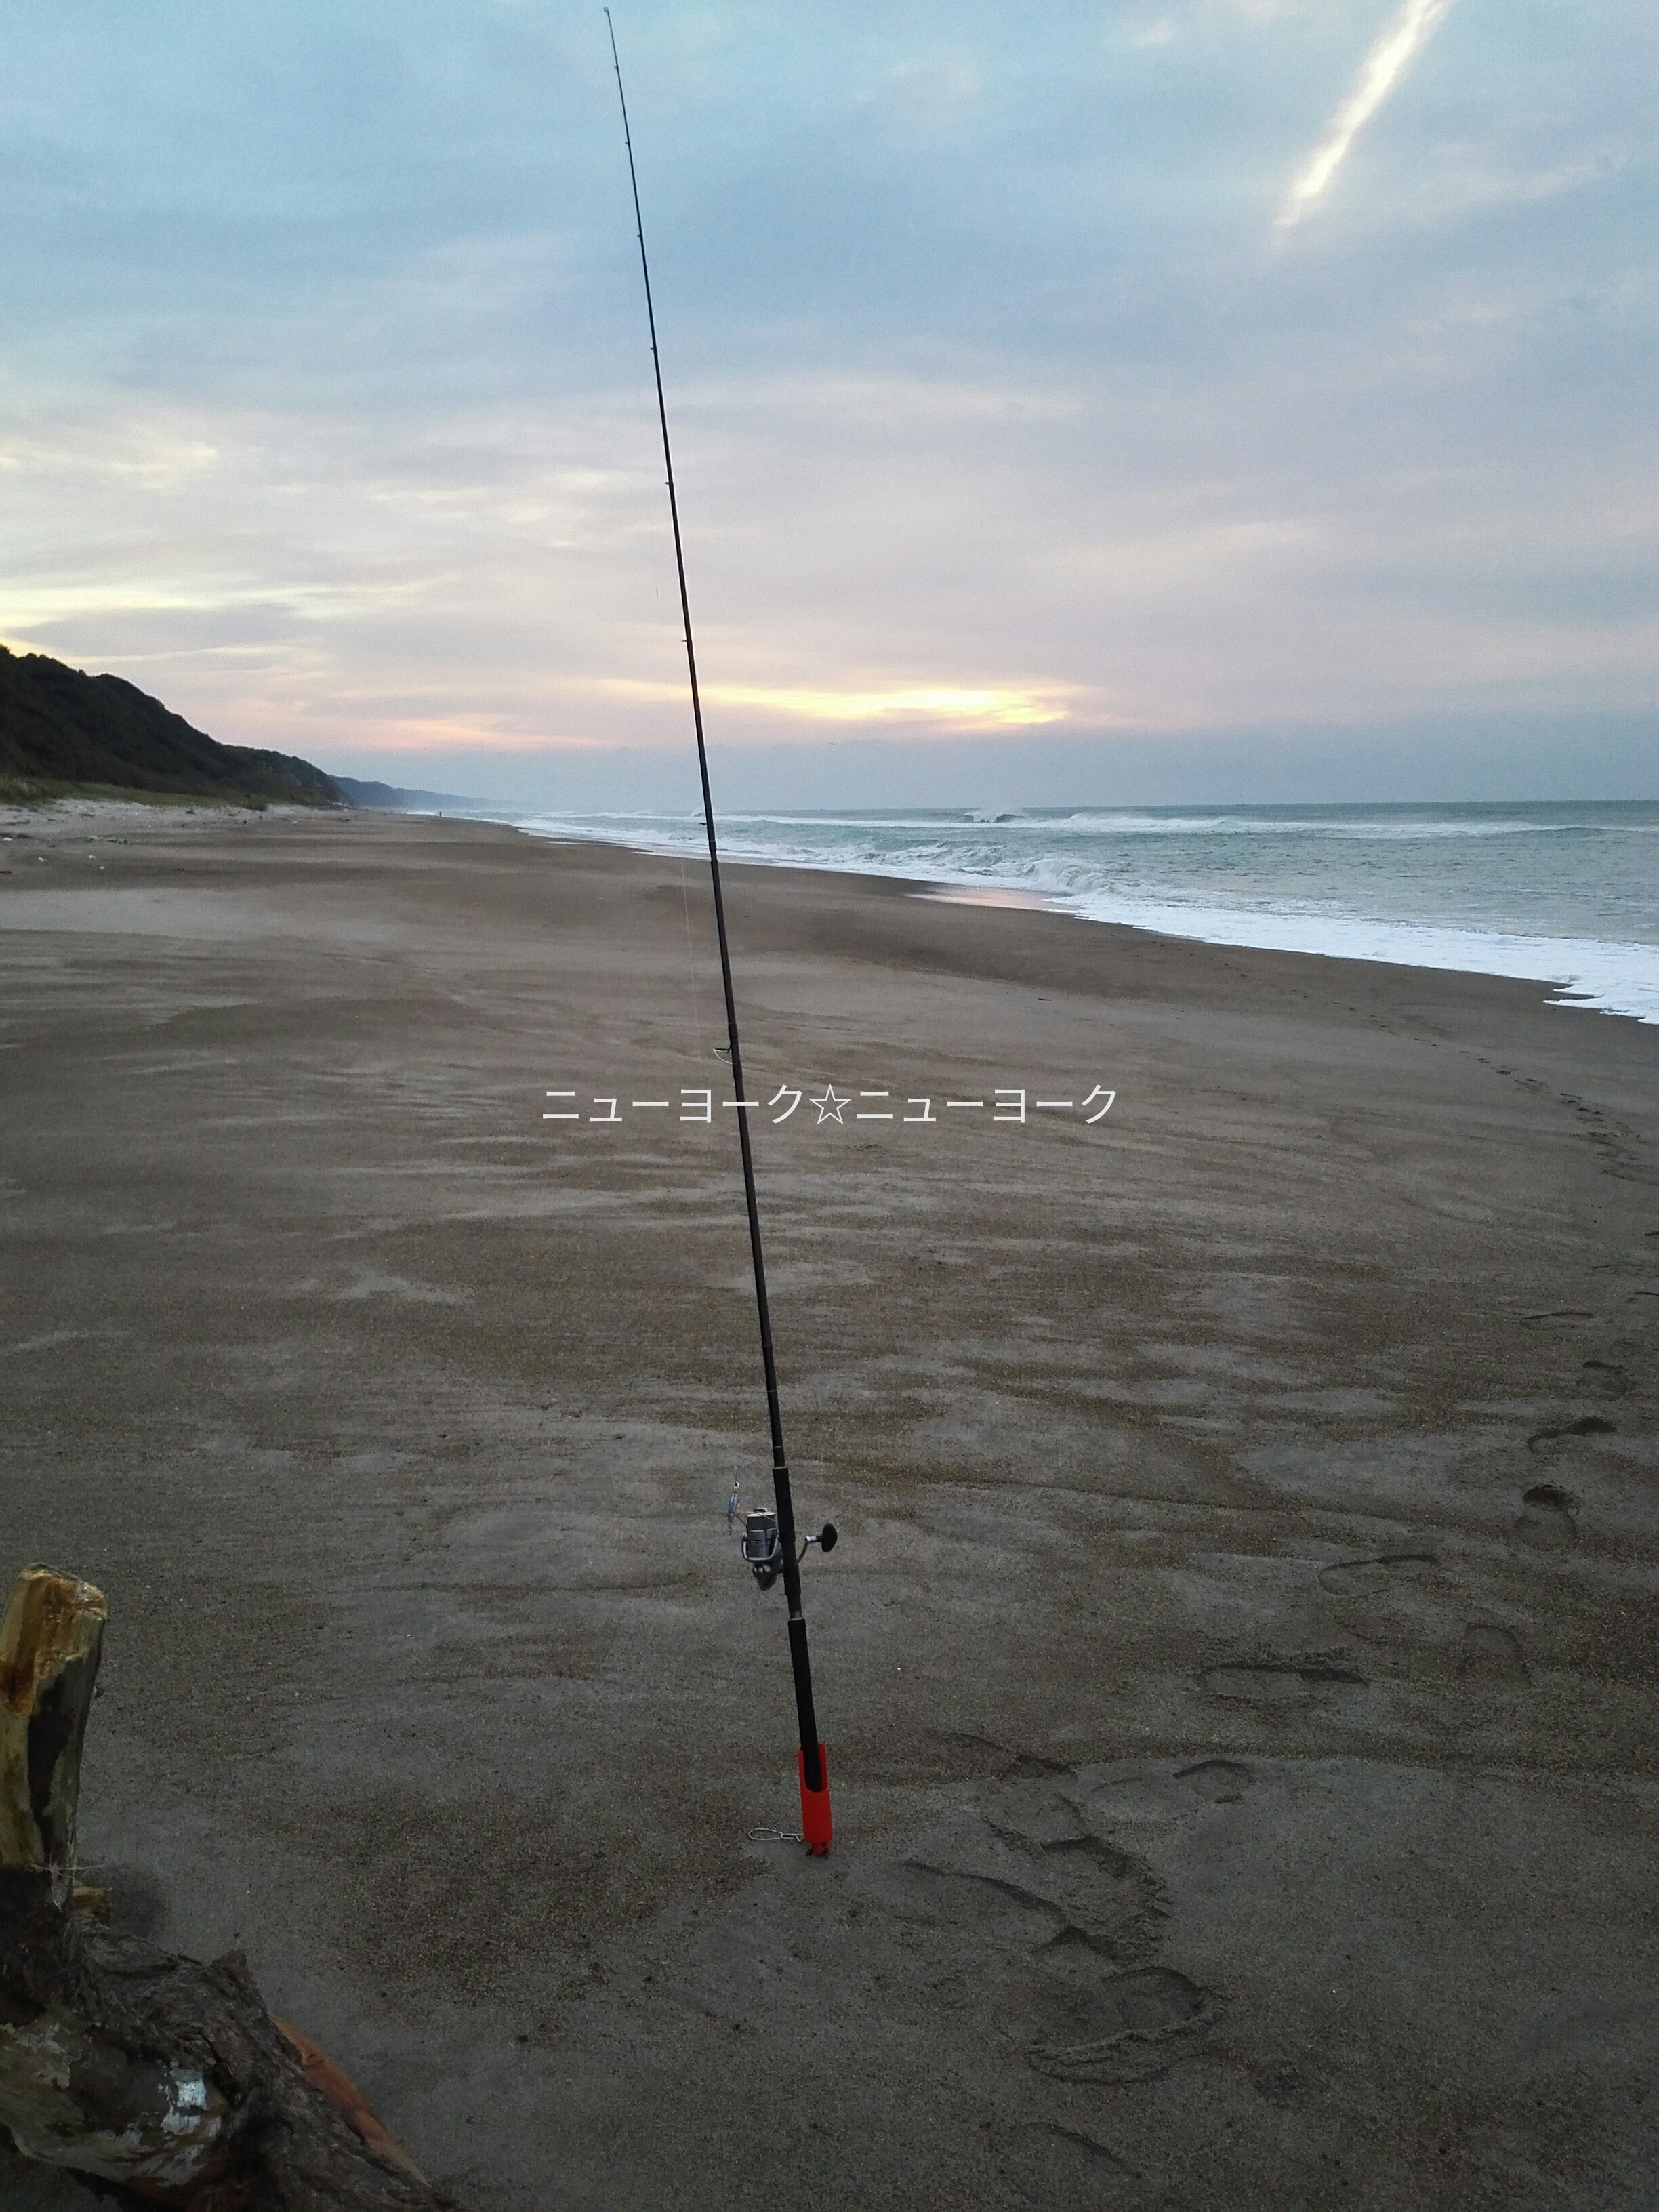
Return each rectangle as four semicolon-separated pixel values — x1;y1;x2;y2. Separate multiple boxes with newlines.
0;644;343;807
331;775;477;810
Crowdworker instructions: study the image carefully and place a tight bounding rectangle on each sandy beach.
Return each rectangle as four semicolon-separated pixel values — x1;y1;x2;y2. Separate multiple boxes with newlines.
2;803;1656;2212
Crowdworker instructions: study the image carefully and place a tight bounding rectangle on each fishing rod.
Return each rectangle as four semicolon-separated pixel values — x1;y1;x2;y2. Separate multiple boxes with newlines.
605;10;836;1855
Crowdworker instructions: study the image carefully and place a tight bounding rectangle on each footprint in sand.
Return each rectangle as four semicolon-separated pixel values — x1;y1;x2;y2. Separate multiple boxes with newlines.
863;1812;1163;1961
1022;1948;1223;2084
1198;1658;1366;1706
1516;1483;1578;1548
1036;1835;1172;1944
1459;1624;1530;1683
1528;1416;1616;1452
982;1777;1094;1848
1078;1759;1254;1829
1315;1551;1469;1660
1317;1552;1437;1599
864;1855;1070;1948
1581;1359;1628;1397
859;1789;1221;2085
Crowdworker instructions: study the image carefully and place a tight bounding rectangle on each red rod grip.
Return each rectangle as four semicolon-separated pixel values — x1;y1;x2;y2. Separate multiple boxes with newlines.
798;1744;832;1856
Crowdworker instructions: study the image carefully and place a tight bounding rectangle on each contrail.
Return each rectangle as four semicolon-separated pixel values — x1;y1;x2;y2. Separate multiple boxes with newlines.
1276;0;1459;232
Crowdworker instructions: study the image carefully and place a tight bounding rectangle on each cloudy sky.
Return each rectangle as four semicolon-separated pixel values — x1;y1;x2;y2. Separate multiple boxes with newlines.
1;1;1654;806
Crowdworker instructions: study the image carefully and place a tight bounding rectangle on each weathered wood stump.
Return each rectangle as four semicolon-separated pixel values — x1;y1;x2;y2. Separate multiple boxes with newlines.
0;1565;473;2210
0;1565;107;1906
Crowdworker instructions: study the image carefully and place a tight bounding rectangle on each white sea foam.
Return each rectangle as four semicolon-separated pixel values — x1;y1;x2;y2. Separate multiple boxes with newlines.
1063;892;1659;1023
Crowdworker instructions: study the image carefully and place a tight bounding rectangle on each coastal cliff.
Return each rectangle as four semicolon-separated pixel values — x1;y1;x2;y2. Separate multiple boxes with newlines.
0;644;342;807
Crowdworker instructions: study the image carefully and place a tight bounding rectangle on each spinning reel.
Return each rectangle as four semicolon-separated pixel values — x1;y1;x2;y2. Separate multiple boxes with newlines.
740;1505;837;1591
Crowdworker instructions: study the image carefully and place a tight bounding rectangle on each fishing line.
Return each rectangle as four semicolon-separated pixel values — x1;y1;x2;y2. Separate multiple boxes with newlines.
605;9;833;1847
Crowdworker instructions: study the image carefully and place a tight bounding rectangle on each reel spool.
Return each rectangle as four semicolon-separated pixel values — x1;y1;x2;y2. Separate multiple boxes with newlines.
740;1507;837;1591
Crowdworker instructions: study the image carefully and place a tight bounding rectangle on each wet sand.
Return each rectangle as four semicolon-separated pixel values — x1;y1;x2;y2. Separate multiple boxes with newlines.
2;805;1656;2212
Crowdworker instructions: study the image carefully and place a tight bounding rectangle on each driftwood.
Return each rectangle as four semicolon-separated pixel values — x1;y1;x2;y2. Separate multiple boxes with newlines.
0;1565;472;2210
0;1567;107;1907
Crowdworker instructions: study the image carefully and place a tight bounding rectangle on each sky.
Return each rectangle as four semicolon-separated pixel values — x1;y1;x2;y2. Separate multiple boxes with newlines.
1;0;1654;809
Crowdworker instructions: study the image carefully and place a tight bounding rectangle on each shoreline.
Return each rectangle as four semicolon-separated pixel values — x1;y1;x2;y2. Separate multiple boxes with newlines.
7;788;1656;1022
3;806;1657;2211
497;805;1659;1026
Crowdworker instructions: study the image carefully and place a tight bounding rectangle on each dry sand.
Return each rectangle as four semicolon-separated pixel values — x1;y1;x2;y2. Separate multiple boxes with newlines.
1;804;1656;2211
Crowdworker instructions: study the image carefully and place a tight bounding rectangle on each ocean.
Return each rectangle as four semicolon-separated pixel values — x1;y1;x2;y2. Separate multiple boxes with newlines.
471;800;1659;1025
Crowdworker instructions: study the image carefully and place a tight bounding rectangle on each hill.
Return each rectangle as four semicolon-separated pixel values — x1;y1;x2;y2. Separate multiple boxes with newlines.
0;644;343;807
331;776;479;811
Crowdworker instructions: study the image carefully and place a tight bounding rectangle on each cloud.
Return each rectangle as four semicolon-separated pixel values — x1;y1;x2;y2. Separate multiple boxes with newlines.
1277;0;1460;232
0;1;1649;805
